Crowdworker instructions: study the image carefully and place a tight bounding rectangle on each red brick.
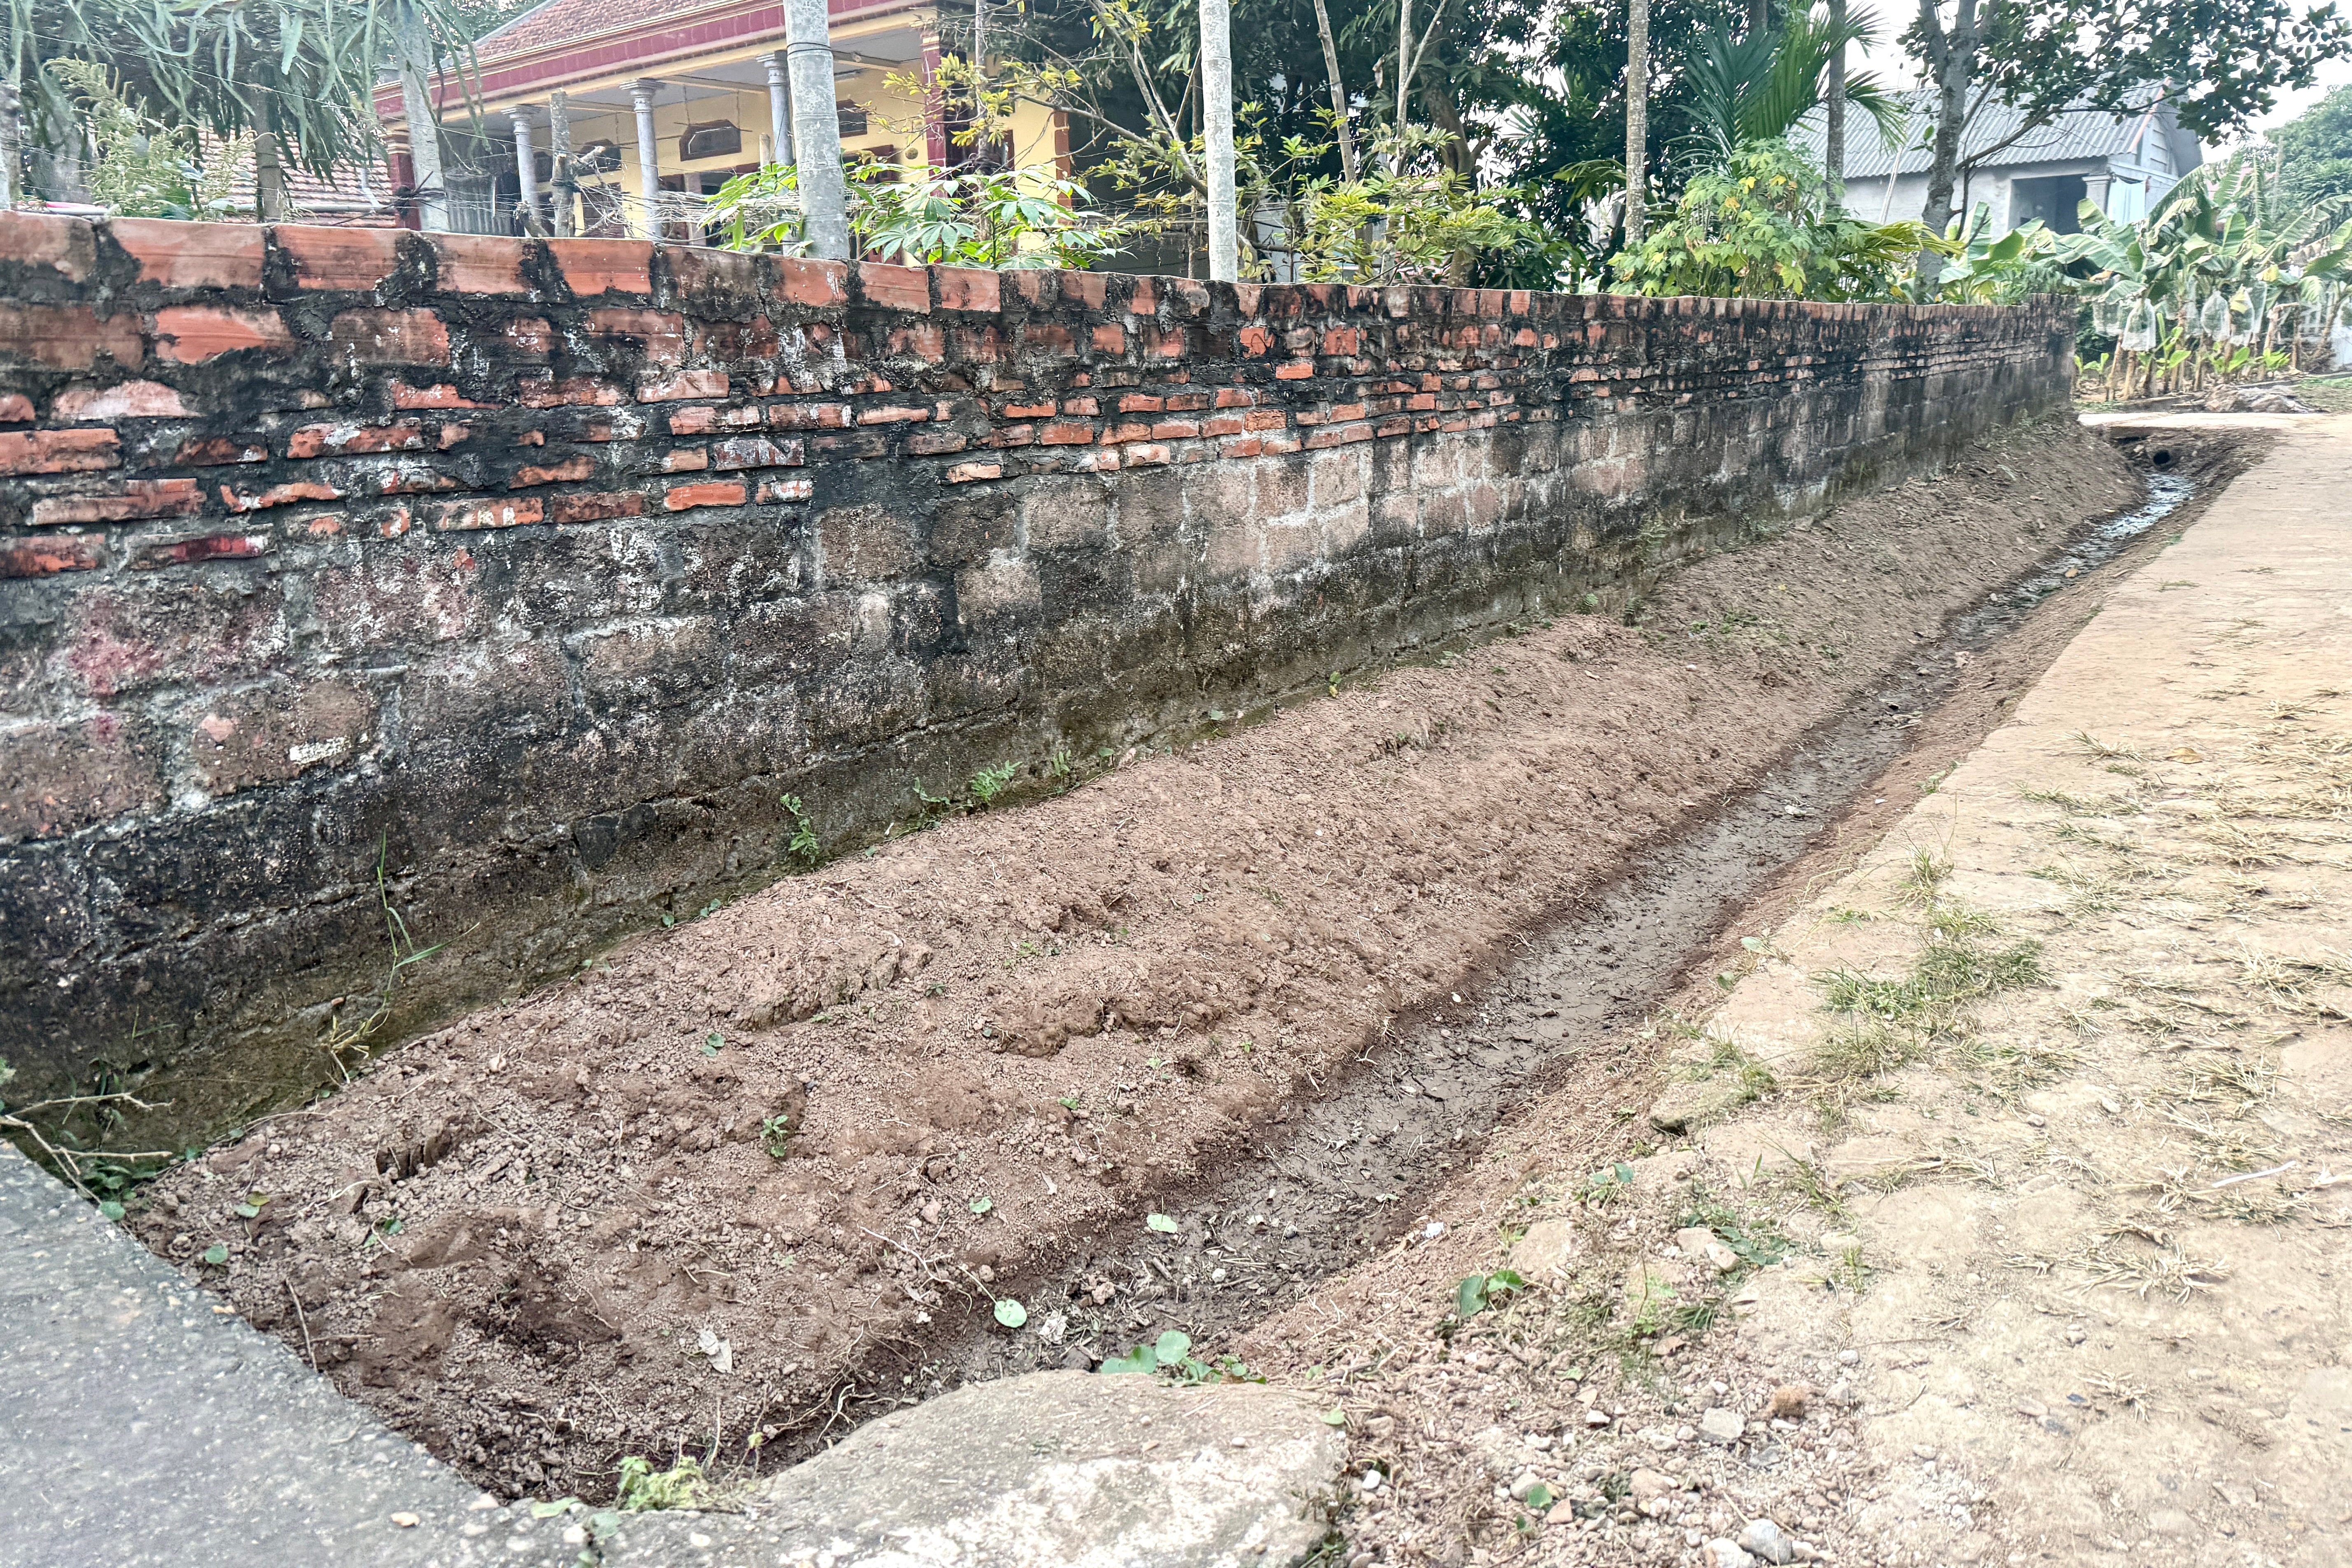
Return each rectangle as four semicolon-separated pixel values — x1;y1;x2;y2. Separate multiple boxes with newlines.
1124;442;1172;465
176;434;268;466
885;322;945;362
1203;414;1245;436
549;237;653;296
54;380;188;419
945;461;1002;484
934;267;1000;313
1129;278;1158;313
275;224;401;290
1118;394;1165;413
1150;419;1201;439
1322;327;1363;356
511;455;595;487
660;447;709;473
639;368;728;401
131;531;271;569
0;211;96;280
0;303;144;369
908;430;968;455
1001;399;1055;419
664;480;747;511
1062;271;1109;308
549;491;646;523
856;404;931;425
30;478;202;525
110;217;264;288
1022;323;1073;357
1090;324;1125;355
327;308;450;366
0;428;118;476
1038;422;1095;446
1303;421;1374;448
286;421;432;459
775;257;848;308
1214;387;1256;408
711;435;803;469
756;476;814;503
1275;360;1315;380
1101;421;1152;445
859;262;930;313
153;305;286;364
390;380;489;409
0;394;28;422
432;497;545;531
518;376;624;408
768;402;852;430
222;480;343;512
1062;396;1100;415
587;307;687;364
0;535;103;577
1242;410;1287;431
427;233;531;294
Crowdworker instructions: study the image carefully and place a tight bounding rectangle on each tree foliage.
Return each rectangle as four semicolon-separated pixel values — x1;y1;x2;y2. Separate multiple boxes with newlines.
2269;81;2352;209
1612;137;1940;299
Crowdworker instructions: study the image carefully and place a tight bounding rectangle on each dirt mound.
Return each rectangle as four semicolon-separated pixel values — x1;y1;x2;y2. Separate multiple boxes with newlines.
133;418;2137;1500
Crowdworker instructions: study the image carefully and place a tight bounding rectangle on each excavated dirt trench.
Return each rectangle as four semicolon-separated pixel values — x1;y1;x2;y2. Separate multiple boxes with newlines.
122;418;2222;1503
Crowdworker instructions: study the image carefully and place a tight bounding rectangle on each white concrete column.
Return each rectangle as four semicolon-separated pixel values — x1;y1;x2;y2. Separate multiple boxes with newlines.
511;109;539;231
783;0;850;260
1199;0;1238;281
630;79;663;239
762;50;793;170
2084;171;2114;215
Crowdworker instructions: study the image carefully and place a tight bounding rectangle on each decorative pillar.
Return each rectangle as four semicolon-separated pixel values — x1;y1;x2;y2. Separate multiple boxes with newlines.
548;89;577;236
630;80;663;239
2084;171;2113;215
920;23;949;168
783;0;850;260
511;108;540;232
762;51;793;171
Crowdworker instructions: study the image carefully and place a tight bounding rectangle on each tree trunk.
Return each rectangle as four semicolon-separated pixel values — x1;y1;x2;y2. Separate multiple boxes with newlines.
1199;0;1239;280
1825;0;1847;204
252;88;288;222
1626;0;1649;248
397;1;448;231
1312;0;1359;181
1748;0;1768;35
1915;0;1976;289
1395;0;1413;132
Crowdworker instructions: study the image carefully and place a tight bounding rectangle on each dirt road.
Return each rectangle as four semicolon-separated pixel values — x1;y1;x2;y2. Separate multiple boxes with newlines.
1262;415;2352;1568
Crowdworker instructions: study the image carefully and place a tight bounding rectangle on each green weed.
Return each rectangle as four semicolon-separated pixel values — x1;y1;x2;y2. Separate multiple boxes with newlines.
615;1455;707;1512
779;793;821;866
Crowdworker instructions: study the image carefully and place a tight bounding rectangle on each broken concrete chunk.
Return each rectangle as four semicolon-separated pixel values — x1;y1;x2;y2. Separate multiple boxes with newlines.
1511;1217;1582;1279
1673;1225;1740;1271
1740;1517;1799;1564
629;1370;1346;1567
1698;1407;1746;1444
1703;1540;1757;1568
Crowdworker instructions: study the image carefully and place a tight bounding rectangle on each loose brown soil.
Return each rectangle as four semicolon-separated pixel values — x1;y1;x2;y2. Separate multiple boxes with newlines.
135;417;2142;1503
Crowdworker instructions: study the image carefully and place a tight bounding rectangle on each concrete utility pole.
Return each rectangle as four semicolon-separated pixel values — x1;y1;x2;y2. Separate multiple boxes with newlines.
1625;0;1648;247
761;51;793;170
784;0;851;260
630;79;662;239
1825;0;1847;203
0;82;17;210
1200;0;1239;281
397;0;448;231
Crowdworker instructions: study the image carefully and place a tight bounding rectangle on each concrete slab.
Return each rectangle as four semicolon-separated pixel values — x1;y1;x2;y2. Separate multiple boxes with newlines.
0;1141;574;1568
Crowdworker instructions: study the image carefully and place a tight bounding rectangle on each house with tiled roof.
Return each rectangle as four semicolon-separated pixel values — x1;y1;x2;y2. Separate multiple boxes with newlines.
1794;91;2202;235
381;0;1067;238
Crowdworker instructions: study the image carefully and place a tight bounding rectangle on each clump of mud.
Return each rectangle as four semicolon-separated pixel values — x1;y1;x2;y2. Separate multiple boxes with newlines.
132;419;2137;1500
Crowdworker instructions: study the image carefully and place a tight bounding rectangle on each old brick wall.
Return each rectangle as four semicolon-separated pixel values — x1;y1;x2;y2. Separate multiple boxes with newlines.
0;212;2074;1133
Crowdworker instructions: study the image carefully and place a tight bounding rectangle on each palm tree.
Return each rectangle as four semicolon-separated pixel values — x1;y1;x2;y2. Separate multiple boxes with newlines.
1679;5;1899;168
7;0;476;219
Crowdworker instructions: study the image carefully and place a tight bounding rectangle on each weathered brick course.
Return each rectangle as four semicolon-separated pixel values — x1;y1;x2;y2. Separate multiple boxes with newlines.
0;215;2073;1136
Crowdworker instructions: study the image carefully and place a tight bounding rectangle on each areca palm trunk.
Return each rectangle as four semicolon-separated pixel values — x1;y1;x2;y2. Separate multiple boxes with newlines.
251;86;287;221
1825;0;1846;202
1626;0;1648;247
